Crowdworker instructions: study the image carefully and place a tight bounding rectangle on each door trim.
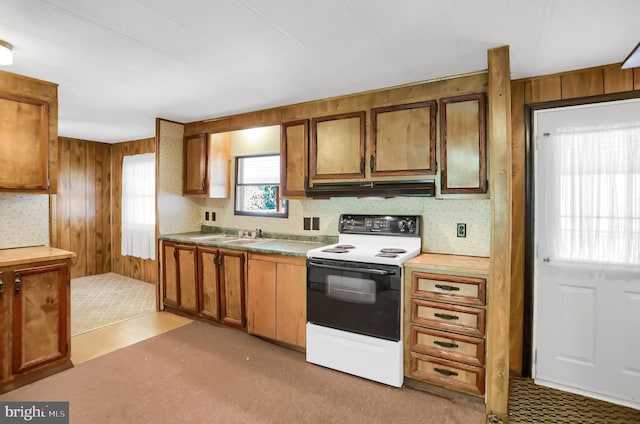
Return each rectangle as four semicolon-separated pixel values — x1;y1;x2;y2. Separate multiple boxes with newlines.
522;90;640;377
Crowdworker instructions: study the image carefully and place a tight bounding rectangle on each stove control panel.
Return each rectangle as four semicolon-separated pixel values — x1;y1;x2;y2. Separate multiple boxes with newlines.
339;214;421;237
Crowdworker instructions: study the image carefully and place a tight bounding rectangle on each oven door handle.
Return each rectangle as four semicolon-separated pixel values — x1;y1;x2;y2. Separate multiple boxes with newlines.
308;261;395;275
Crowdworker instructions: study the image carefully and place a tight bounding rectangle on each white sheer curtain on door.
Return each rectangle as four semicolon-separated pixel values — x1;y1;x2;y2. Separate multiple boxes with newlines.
543;122;640;267
121;153;156;260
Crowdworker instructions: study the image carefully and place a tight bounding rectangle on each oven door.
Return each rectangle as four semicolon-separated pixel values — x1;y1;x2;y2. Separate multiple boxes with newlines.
306;258;401;341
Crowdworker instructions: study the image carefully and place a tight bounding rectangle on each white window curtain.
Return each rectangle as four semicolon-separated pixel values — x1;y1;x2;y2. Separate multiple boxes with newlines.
543;122;640;267
121;153;156;260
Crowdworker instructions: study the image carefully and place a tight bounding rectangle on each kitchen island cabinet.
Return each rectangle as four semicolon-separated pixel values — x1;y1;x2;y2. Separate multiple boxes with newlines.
0;246;74;393
247;253;306;348
403;253;489;397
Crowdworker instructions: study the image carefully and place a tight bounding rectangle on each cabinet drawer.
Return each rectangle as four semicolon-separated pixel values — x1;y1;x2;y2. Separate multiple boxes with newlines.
410;352;485;396
410;326;485;366
411;299;485;337
411;272;486;306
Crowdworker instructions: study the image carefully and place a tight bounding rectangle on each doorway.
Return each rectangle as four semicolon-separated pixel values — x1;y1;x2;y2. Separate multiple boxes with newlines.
532;98;640;409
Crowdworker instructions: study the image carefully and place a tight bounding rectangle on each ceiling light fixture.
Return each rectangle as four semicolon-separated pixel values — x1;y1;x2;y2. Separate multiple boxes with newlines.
621;41;640;69
0;40;13;65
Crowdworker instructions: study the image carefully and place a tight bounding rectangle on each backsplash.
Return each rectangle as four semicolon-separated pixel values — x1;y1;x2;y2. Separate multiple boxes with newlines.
201;196;490;257
0;194;49;249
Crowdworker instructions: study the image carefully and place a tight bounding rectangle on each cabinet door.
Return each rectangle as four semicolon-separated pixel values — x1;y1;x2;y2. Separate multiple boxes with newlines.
0;94;49;190
371;101;437;176
247;259;276;338
208;132;231;198
275;262;307;347
310;112;365;180
177;245;198;313
280;120;308;197
198;247;220;320
183;133;208;195
219;250;246;328
162;243;179;307
439;93;487;194
12;263;68;374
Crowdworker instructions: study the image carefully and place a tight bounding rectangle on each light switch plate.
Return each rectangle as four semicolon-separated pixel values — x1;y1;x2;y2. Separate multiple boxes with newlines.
304;217;311;231
312;217;320;230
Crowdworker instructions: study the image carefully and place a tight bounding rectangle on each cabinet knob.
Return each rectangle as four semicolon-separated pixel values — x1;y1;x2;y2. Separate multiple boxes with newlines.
0;275;3;296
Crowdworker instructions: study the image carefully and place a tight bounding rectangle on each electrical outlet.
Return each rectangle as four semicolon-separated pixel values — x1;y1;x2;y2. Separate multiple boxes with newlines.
303;217;311;230
211;211;216;221
312;217;320;230
457;223;467;238
205;211;209;221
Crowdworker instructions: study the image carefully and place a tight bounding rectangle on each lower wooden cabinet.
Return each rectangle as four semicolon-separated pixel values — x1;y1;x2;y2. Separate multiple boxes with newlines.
162;241;246;329
247;253;306;347
0;254;73;394
403;254;489;397
162;242;198;314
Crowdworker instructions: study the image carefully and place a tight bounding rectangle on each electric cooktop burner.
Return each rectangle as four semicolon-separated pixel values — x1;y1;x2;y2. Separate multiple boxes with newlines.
335;244;355;249
379;248;407;254
375;252;399;258
321;247;350;253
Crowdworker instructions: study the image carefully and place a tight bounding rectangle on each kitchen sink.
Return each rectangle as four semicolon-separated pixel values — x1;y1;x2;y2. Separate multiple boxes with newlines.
222;238;271;245
189;234;238;241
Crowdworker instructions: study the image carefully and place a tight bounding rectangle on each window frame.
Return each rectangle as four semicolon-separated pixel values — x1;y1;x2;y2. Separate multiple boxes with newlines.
234;153;288;218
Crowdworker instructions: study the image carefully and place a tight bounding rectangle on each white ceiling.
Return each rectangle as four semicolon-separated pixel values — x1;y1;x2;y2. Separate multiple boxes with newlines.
0;0;638;143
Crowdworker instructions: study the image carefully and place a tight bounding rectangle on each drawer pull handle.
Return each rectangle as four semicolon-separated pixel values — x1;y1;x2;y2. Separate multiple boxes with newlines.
435;284;460;292
434;313;459;321
434;367;458;377
434;340;459;349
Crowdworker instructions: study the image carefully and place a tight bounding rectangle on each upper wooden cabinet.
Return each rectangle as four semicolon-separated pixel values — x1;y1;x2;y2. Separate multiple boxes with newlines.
183;133;208;195
371;101;437;176
310;111;365;180
0;94;49;190
280;120;308;198
182;132;230;198
439;93;487;194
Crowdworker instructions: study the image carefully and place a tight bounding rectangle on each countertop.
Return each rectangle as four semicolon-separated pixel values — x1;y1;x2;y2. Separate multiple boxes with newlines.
159;232;333;257
404;253;490;274
0;246;76;267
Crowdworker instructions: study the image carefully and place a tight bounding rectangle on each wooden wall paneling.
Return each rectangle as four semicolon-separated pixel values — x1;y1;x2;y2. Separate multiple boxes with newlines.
69;138;87;278
486;45;512;421
560;68;604;99
603;64;634;93
524;76;561;103
101;144;112;274
509;81;526;374
94;143;104;274
57;139;71;253
85;141;96;276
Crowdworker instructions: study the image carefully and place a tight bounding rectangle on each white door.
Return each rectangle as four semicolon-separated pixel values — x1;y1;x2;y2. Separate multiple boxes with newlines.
534;98;640;410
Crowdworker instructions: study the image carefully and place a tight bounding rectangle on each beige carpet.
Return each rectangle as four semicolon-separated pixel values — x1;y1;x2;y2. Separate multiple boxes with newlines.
71;272;156;336
1;321;485;424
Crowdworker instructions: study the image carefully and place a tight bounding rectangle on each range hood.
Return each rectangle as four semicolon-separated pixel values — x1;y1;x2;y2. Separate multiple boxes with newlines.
305;179;435;198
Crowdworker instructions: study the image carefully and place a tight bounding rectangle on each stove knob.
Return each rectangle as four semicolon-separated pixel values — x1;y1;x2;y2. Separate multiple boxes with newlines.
399;220;407;232
406;219;416;233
